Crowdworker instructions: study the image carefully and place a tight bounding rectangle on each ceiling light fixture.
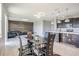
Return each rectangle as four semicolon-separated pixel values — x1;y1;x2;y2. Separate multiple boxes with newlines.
34;15;41;18
64;8;70;22
57;20;61;23
22;18;29;21
34;12;45;18
65;18;70;22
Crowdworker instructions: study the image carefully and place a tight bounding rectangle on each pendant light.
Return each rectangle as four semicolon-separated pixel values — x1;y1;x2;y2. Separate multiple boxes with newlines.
65;8;70;22
57;20;61;23
65;18;70;22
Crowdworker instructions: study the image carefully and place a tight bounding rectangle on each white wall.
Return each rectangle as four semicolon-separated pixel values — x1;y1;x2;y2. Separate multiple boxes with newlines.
2;4;5;41
33;20;54;37
2;4;8;42
43;21;51;32
43;20;57;34
0;3;7;55
33;20;44;37
43;21;51;37
0;4;1;37
50;19;57;31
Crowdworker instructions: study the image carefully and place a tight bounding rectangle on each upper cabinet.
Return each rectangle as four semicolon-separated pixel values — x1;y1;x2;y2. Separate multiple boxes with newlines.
73;18;79;28
57;18;79;28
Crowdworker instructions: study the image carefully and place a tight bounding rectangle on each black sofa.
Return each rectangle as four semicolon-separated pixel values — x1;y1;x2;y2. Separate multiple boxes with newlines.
8;31;27;38
8;31;17;38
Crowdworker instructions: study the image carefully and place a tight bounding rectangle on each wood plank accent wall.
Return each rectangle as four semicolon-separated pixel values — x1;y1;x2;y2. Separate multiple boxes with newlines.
8;20;33;32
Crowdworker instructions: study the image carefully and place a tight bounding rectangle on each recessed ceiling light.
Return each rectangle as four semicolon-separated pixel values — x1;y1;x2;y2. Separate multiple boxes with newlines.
38;12;45;16
34;15;41;18
22;19;29;21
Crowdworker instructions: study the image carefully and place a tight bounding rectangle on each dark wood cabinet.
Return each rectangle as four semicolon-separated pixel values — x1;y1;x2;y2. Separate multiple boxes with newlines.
57;18;79;28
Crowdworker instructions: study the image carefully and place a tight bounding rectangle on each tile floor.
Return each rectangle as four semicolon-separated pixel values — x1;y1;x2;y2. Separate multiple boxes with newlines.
5;35;27;56
4;35;79;56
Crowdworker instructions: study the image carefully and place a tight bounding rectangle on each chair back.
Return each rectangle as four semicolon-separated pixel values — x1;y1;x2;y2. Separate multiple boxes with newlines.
46;32;55;56
17;33;23;56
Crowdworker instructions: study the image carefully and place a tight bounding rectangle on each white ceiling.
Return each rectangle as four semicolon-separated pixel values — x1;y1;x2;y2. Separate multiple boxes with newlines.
5;3;79;22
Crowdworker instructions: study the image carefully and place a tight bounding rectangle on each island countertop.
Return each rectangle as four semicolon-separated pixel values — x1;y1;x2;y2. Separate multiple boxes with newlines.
47;31;79;35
